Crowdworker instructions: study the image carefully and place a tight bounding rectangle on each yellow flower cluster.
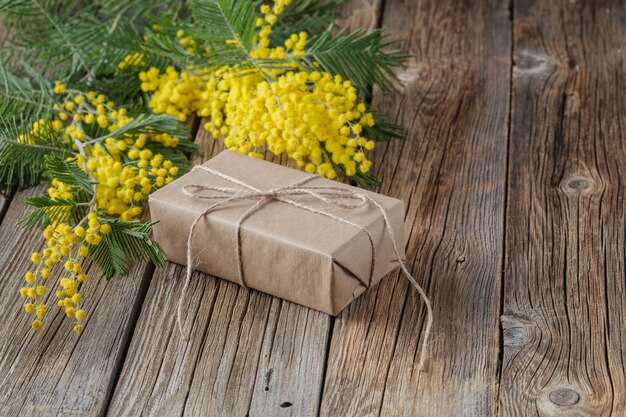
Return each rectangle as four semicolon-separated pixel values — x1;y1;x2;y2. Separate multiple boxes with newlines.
140;67;206;123
139;0;377;180
47;86;179;220
19;84;184;332
19;219;103;332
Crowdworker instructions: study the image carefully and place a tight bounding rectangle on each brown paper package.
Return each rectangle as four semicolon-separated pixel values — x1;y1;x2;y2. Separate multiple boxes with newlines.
149;150;406;315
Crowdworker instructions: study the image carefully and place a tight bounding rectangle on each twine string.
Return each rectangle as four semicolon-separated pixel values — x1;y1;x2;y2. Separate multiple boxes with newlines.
177;165;433;370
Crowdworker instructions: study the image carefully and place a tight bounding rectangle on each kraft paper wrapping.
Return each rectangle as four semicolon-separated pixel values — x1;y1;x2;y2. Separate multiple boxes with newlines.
149;150;406;315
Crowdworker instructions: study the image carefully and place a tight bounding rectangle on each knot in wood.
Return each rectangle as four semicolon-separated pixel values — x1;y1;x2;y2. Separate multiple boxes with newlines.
548;387;580;406
561;174;596;196
396;64;421;88
567;178;591;190
513;51;550;74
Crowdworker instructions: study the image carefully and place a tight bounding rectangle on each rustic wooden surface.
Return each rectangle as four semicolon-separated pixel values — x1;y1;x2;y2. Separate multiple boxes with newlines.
500;1;626;416
1;0;626;416
0;187;152;417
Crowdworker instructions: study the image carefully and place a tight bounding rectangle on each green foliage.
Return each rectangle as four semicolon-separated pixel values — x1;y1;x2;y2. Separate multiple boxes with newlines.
19;150;169;276
302;27;409;92
270;0;345;44
0;0;179;75
0;119;71;191
95;113;191;143
19;154;93;227
352;170;380;187
133;18;200;66
88;218;167;277
0;61;54;122
180;0;291;75
1;0;110;79
19;195;88;228
334;160;380;187
364;111;405;141
44;155;94;193
190;0;258;66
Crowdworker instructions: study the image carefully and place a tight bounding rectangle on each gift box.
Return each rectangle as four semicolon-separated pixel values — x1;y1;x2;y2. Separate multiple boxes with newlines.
149;150;406;315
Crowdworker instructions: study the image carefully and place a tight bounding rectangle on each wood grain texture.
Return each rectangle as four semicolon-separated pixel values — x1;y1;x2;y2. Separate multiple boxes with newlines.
6;1;626;416
500;1;626;416
0;187;152;417
336;0;382;32
320;0;511;415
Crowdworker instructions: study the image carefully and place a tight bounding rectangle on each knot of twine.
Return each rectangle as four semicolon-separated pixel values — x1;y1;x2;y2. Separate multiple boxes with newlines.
178;165;433;370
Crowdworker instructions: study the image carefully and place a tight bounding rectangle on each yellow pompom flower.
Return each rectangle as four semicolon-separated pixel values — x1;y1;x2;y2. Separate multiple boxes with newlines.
24;271;36;284
36;305;47;319
53;81;67;94
78;245;89;257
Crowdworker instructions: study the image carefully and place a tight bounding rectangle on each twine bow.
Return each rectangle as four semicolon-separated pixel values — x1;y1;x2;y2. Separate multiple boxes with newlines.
178;165;433;370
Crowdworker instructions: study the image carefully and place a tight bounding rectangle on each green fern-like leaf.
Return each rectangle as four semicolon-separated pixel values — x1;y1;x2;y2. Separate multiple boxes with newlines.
44;155;94;194
190;0;257;50
1;0;104;79
1;0;186;88
0;61;54;122
188;0;291;73
363;111;405;141
135;16;207;66
0;118;71;191
91;113;190;144
88;218;167;277
19;195;87;228
302;27;409;92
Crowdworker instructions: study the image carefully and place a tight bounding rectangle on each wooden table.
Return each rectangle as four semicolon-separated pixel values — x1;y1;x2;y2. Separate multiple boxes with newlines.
1;0;625;415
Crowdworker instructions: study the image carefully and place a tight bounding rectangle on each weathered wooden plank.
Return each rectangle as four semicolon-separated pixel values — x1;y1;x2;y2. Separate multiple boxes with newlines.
0;186;152;417
320;0;511;415
500;1;626;416
107;263;269;416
